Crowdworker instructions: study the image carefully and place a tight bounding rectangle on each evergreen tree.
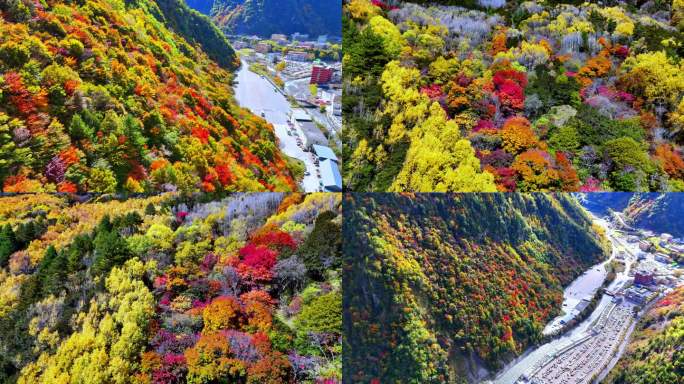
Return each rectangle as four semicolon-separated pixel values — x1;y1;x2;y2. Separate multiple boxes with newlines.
14;221;35;245
68;114;94;140
36;245;59;294
145;202;157;216
0;224;18;267
298;211;341;280
43;249;67;296
92;229;131;275
97;215;112;233
66;234;93;272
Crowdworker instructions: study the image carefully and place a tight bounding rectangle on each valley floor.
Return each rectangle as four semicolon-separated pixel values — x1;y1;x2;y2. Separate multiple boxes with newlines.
495;217;683;384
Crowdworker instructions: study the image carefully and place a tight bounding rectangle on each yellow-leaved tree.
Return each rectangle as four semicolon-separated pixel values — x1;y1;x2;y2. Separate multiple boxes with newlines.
368;15;406;57
19;259;155;384
620;51;684;107
390;103;497;192
376;61;495;192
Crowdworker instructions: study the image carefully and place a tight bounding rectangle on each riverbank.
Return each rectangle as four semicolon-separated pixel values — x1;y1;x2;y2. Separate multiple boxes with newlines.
493;216;633;383
233;60;321;191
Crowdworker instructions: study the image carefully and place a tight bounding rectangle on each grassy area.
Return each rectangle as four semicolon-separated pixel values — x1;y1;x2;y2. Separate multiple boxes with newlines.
248;62;284;88
236;48;254;57
284;154;306;184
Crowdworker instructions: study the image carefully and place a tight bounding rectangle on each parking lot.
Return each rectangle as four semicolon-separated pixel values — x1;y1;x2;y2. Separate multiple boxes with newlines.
528;297;634;384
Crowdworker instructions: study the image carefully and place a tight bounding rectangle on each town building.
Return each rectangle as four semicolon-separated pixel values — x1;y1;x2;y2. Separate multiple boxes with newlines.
310;65;334;84
320;159;342;192
639;240;652;252
312;144;338;163
312;145;341;192
291;32;309;41
286;51;309;62
625;286;652;304
255;42;271;54
291;110;327;148
634;271;655;286
270;33;288;43
232;41;248;50
296;42;315;50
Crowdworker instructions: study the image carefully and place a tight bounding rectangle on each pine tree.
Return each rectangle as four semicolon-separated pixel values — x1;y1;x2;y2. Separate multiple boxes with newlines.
14;221;35;245
145;203;156;216
44;249;67;296
298;211;341;280
36;245;59;294
68;113;94;140
66;234;93;272
0;224;18;267
92;230;131;275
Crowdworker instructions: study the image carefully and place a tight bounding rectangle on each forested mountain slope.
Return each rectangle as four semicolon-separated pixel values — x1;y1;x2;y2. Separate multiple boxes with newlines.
0;0;297;193
151;0;238;70
0;193;342;383
184;0;215;16
343;0;684;192
622;193;684;238
209;0;342;37
582;192;684;238
605;286;684;384
343;193;609;383
577;192;634;216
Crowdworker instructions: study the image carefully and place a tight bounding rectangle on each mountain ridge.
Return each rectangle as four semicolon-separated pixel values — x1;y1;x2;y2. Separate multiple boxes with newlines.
192;0;342;38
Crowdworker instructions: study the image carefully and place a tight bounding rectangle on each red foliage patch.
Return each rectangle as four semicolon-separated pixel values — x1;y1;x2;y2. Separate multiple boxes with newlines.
239;244;277;271
371;0;398;10
492;69;527;111
420;84;443;99
191;126;210;144
250;230;297;251
57;181;78;193
215;164;234;186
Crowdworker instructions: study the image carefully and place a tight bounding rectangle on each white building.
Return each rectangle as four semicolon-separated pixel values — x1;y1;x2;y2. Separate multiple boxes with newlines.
291;32;309;41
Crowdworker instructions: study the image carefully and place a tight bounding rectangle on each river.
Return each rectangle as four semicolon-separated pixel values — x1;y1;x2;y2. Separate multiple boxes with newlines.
233;61;320;191
493;217;638;384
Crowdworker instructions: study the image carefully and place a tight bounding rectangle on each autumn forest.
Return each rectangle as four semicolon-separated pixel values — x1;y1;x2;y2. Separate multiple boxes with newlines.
0;0;299;194
343;0;684;192
0;193;341;383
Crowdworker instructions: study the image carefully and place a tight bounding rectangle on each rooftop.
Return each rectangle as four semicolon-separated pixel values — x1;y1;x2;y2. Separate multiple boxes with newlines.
300;121;327;146
312;144;338;162
292;109;312;121
320;159;342;192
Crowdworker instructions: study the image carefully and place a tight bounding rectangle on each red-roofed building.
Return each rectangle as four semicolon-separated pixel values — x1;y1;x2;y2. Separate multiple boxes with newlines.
310;65;333;84
634;271;654;286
